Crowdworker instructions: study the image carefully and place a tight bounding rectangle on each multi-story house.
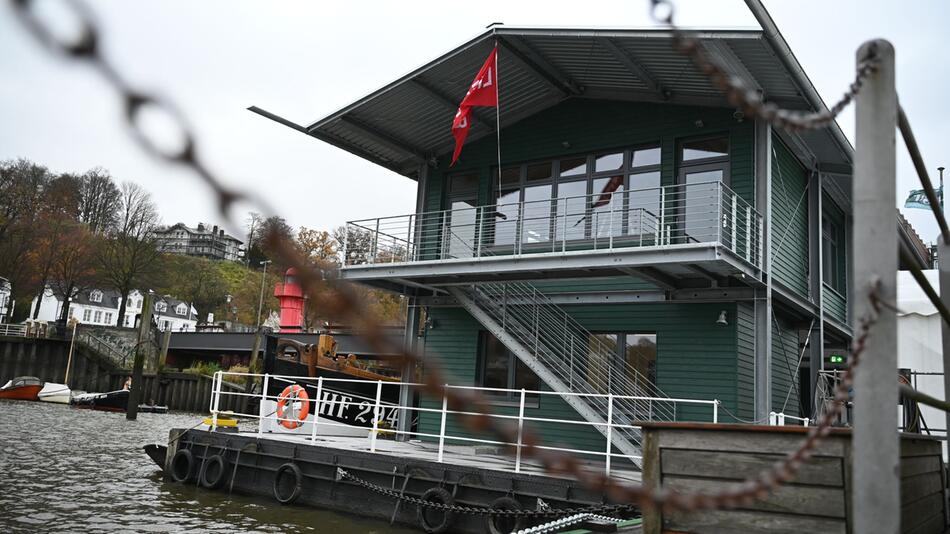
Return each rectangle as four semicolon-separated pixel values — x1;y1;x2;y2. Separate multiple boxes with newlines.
31;288;122;327
30;288;198;332
154;222;244;262
258;24;930;460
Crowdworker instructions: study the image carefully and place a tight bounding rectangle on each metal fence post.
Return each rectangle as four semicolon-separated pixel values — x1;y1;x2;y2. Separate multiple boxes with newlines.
713;400;719;424
515;388;526;473
310;376;323;443
211;371;221;431
605;394;614;477
342;226;349;264
940;241;950;451
852;39;899;534
372;219;380;263
370;380;383;452
437;385;448;463
745;205;752;261
258;374;269;437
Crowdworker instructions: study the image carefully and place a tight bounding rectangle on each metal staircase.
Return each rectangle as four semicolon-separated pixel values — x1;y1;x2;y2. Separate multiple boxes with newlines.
447;280;675;467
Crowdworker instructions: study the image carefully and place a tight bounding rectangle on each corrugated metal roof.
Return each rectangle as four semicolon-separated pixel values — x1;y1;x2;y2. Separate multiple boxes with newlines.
296;26;850;178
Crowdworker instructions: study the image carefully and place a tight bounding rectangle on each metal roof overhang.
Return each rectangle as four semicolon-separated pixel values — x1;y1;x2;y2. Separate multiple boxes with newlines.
252;26;854;179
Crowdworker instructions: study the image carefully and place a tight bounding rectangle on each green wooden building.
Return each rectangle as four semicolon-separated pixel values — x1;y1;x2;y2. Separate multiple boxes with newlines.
258;23;929;461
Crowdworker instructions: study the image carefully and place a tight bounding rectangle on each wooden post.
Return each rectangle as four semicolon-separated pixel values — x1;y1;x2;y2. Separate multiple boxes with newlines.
127;292;153;420
64;321;78;386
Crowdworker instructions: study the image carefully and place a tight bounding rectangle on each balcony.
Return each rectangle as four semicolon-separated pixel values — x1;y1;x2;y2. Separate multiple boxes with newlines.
342;182;763;291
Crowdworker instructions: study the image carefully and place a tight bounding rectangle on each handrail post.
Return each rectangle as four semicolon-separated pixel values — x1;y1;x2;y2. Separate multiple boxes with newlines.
658;187;666;245
258;373;269;437
210;371;221;431
605;393;614;477
406;214;414;262
713;400;719;424
561;199;568;252
437;385;448;463
745;205;752;261
730;192;737;250
441;211;449;259
475;207;483;258
515;388;526;473
517;201;525;255
310;376;323;443
852;40;898;534
372;219;380;263
609;195;615;249
370;380;383;452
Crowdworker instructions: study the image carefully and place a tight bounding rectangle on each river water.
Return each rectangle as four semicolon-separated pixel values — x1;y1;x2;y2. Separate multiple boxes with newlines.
0;400;418;533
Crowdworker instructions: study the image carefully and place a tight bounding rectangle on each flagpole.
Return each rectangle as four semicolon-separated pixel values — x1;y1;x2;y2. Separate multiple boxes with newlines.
495;41;502;199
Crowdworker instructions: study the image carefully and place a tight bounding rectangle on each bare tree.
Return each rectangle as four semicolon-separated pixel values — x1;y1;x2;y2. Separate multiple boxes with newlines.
0;159;50;320
78;167;120;234
99;182;161;325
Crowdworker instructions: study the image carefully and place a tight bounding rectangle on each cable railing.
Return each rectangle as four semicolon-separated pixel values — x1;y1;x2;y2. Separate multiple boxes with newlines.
344;181;763;270
0;323;27;337
207;371;719;475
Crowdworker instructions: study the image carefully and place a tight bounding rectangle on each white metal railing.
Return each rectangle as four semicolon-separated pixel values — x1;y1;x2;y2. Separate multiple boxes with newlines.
768;411;809;427
209;371;720;476
0;323;27;337
343;181;762;269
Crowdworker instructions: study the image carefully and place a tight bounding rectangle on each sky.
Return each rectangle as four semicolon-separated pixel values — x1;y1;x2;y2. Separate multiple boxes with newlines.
1;0;949;243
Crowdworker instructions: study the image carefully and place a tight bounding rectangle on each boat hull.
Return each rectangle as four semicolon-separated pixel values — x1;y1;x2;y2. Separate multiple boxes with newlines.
0;385;42;401
38;383;71;404
71;390;129;412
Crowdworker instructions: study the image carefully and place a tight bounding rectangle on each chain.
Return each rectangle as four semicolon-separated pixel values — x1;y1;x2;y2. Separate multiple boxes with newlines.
648;0;879;132
9;0;882;515
336;468;635;518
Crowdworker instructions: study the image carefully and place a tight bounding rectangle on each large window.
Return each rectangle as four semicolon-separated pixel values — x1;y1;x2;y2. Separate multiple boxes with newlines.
477;331;540;404
486;144;662;248
587;332;657;396
445;172;479;258
678;136;730;245
823;216;844;292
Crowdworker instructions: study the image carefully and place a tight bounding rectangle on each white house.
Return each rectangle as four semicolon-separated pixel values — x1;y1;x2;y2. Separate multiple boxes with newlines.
0;277;11;321
30;287;122;327
29;287;198;331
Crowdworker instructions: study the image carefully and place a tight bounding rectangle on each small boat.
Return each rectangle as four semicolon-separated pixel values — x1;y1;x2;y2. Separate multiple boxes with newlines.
38;382;71;404
144;444;168;469
71;389;129;412
0;376;44;401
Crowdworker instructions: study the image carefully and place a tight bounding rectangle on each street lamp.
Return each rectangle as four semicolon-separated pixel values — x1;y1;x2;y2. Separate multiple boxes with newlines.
256;260;272;328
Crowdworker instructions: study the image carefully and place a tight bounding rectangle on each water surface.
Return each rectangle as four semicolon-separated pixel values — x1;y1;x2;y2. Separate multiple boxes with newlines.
0;400;418;533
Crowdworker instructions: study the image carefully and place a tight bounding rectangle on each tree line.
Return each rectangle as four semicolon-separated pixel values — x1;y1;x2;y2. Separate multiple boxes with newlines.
0;158;404;328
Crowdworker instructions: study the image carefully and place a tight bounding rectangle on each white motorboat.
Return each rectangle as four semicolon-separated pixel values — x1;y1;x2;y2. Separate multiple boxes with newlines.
38;382;71;404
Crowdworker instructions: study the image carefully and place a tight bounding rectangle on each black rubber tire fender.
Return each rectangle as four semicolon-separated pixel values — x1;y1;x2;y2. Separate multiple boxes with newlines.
486;496;525;534
416;487;456;534
273;463;303;505
199;454;228;490
170;449;195;483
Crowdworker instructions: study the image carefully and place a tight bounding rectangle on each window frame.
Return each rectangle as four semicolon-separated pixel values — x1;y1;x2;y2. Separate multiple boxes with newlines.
822;215;845;293
475;331;541;407
588;331;659;396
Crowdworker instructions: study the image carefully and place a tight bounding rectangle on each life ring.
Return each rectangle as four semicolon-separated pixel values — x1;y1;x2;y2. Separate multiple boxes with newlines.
486;496;525;534
276;384;310;429
416;487;456;534
199;454;228;489
273;463;304;505
170;449;195;483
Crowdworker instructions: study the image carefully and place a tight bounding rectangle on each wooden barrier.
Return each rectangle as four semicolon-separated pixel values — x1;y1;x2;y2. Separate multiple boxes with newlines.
641;422;947;534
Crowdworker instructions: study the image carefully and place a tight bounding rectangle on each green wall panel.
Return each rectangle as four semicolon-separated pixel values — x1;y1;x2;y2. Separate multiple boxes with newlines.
770;136;810;298
770;314;802;417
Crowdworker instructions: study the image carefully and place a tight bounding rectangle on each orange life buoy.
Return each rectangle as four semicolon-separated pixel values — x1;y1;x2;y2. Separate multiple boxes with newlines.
276;384;310;429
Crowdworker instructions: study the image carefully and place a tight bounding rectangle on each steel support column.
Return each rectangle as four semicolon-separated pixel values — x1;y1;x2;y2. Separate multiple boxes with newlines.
753;117;773;421
807;170;824;418
852;39;898;534
397;298;420;440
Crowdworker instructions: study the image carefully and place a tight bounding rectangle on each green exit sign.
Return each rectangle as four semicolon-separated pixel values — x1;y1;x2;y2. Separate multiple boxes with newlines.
828;354;846;365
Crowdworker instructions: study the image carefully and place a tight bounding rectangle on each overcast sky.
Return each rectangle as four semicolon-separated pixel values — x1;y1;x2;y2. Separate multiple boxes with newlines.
2;0;948;242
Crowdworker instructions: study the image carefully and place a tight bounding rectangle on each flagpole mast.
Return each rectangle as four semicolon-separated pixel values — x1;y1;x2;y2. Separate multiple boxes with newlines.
494;39;502;199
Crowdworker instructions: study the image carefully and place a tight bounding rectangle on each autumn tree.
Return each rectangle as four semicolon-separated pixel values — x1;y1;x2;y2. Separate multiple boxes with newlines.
296;227;338;265
99;182;161;325
27;172;83;319
77;167;121;234
0;159;50;321
47;223;101;323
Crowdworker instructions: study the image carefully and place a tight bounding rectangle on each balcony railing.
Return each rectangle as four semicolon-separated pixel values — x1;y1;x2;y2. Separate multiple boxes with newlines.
344;181;762;269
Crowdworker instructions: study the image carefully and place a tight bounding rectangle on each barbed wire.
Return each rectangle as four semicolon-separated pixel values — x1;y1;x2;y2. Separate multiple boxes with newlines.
8;0;882;515
648;0;879;132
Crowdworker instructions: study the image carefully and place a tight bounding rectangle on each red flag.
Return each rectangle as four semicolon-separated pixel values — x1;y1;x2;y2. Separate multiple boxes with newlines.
451;47;498;166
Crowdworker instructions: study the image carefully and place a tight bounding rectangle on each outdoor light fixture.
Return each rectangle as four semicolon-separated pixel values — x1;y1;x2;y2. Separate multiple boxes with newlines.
716;310;728;326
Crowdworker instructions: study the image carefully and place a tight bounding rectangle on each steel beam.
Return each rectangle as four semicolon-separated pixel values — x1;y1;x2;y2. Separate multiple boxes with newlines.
409;78;493;129
851;39;898;534
497;36;581;97
599;38;665;98
338;115;428;163
397;298;419;440
700;40;763;97
754;117;773;421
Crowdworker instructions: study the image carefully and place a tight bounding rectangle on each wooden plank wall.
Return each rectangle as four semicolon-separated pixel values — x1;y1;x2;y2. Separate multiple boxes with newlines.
641;424;946;534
